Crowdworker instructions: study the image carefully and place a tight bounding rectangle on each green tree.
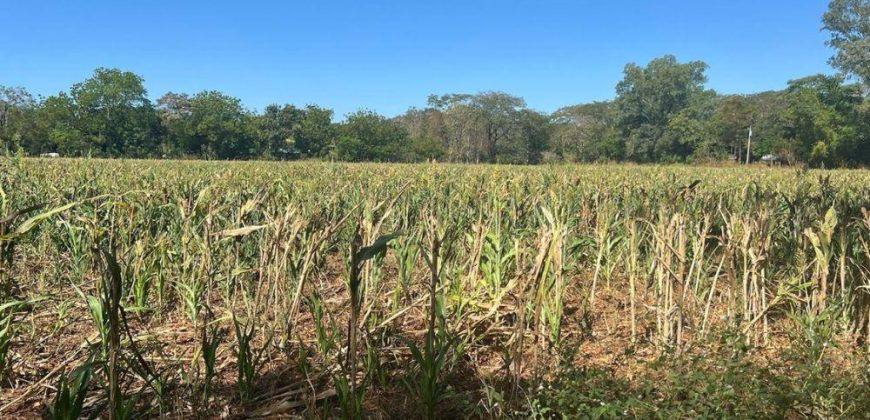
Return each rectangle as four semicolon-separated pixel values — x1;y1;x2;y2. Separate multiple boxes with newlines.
713;95;755;161
334;110;409;161
823;0;870;87
427;91;541;163
513;109;550;164
661;90;718;161
70;68;161;156
438;101;484;162
784;75;865;166
34;94;88;156
615;55;710;162
395;107;448;161
181;91;256;159
744;91;790;161
257;104;304;158
408;135;447;162
470;92;527;162
295;105;336;157
156;92;193;156
0;86;38;153
551;101;621;162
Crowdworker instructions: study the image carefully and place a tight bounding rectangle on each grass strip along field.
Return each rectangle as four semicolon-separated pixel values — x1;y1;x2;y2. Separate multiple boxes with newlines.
1;158;869;418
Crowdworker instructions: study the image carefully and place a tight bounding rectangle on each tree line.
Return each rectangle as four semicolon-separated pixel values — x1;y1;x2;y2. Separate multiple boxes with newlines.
1;0;868;166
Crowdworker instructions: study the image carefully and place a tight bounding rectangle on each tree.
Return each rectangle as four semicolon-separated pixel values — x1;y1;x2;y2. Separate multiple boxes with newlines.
714;95;755;161
294;105;336;157
33;93;87;155
743;91;790;161
156;92;193;156
334;110;409;162
425;92;546;163
615;55;710;162
257;104;304;158
438;101;485;162
661;90;718;161
396;107;445;142
471;92;527;162
514;109;550;164
180;91;256;159
157;91;256;159
551;101;621;162
0;86;37;153
395;107;448;161
823;0;870;87
69;68;161;156
408;135;447;162
784;74;866;166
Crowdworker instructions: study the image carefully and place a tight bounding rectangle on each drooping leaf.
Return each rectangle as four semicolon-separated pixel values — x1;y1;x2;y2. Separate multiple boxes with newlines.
0;203;45;227
14;201;78;236
356;232;401;262
216;224;269;238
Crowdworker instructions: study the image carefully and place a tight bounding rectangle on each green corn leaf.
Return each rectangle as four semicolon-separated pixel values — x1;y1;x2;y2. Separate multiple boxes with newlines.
15;201;78;236
357;232;401;262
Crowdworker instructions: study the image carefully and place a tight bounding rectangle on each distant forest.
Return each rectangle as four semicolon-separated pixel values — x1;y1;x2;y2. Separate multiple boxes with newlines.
1;1;868;166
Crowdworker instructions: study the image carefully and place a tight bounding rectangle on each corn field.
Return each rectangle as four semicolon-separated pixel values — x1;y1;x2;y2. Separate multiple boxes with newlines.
1;157;869;418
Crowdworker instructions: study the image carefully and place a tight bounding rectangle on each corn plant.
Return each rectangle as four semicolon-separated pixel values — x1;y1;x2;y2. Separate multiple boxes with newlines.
480;226;516;300
177;276;206;330
588;198;616;309
0;310;15;383
0;295;48;385
537;206;566;349
309;290;338;356
199;322;221;404
392;233;419;310
805;207;838;313
3;158;870;418
232;313;271;405
342;228;398;419
403;214;459;419
95;244;126;420
626;217;641;343
47;360;93;420
334;369;365;420
0;197;78;296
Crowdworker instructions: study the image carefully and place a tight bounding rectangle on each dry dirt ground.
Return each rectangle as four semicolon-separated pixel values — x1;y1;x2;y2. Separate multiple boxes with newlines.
1;253;865;418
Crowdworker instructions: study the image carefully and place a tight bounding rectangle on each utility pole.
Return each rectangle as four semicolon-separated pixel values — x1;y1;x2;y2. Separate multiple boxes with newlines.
744;125;753;165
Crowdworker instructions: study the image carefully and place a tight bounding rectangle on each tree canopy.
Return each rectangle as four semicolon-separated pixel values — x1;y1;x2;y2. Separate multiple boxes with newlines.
824;0;870;87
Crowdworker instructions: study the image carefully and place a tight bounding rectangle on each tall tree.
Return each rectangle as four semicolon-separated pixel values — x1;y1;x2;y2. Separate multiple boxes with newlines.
395;107;448;161
257;104;304;158
514;109;551;164
156;92;193;156
181;91;256;159
294;105;336;157
0;86;37;152
714;95;756;161
33;93;86;155
334;110;408;162
551;101;621;162
661;90;718;161
68;68;161;156
427;92;541;163
784;74;866;166
823;0;870;87
615;55;710;162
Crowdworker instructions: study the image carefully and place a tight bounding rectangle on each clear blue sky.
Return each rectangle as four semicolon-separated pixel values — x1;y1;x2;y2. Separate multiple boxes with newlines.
2;0;835;118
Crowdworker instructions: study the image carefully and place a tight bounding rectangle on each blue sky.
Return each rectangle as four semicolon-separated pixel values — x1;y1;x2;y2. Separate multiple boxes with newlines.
2;1;835;118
